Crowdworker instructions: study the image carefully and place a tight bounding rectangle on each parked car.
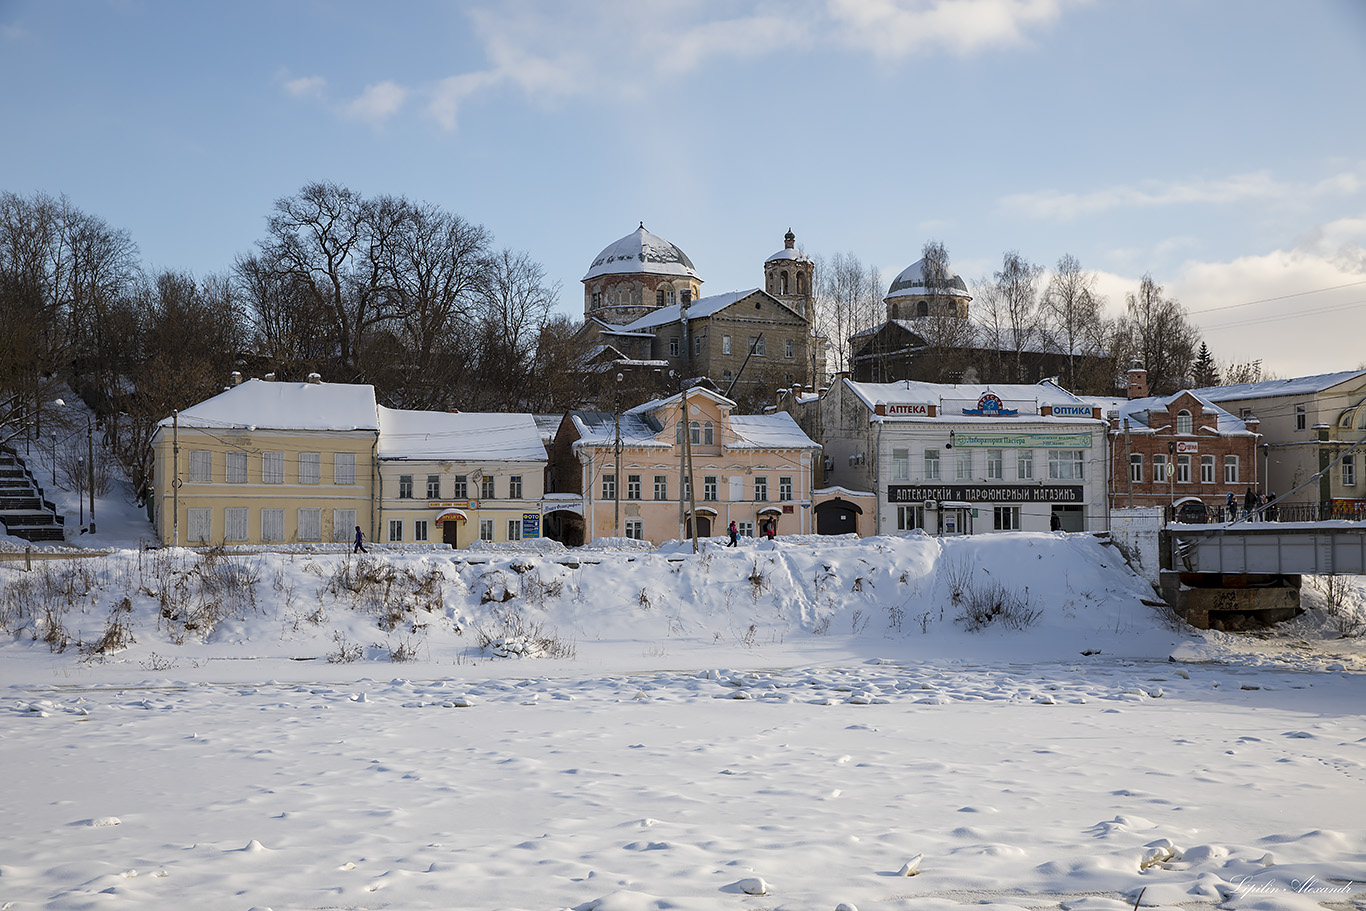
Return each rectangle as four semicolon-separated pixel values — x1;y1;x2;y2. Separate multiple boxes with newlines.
1175;499;1209;524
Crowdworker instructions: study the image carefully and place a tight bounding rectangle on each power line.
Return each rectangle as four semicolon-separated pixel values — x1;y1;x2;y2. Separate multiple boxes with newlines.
1186;278;1366;316
1198;296;1366;332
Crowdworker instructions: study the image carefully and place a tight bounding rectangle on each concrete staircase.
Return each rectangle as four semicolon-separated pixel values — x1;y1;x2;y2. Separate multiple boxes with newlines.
0;448;66;542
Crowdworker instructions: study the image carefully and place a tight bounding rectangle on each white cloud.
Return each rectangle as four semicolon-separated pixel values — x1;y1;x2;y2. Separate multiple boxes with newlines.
344;81;408;127
826;0;1078;57
999;172;1285;220
283;75;326;100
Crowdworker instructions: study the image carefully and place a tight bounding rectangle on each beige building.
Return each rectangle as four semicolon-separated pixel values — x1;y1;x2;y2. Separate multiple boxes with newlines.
550;385;824;544
151;379;379;546
1192;369;1366;517
375;407;547;547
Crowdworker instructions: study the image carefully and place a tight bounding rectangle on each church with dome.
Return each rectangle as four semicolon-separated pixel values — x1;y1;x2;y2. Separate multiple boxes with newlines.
578;225;826;407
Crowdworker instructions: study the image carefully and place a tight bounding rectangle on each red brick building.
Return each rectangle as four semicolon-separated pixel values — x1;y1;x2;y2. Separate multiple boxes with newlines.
1088;368;1262;517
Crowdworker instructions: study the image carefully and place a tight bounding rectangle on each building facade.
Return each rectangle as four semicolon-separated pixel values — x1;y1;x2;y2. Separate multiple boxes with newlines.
814;378;1109;535
553;385;825;544
375;408;548;548
150;379;380;546
1191;369;1366;517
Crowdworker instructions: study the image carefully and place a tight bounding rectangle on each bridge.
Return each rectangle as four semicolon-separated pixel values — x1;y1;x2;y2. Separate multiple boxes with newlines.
1160;521;1366;630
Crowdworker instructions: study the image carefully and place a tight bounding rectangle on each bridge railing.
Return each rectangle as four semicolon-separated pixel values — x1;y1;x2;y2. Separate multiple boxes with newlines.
1164;501;1366;524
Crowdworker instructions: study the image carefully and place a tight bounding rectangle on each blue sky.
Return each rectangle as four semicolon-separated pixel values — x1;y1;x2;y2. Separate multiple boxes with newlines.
3;0;1364;379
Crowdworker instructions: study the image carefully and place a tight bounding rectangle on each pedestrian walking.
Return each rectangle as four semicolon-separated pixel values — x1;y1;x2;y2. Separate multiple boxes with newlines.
1226;491;1238;521
1265;492;1278;522
764;517;776;540
1244;486;1257;522
353;525;367;553
727;520;739;547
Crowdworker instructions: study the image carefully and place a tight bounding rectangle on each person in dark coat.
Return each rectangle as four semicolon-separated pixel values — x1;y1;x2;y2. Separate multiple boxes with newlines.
764;517;776;540
353;525;367;553
1244;487;1257;521
1050;512;1061;532
727;520;739;547
1226;492;1238;521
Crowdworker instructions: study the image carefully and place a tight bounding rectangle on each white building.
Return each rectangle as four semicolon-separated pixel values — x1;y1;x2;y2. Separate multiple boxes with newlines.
817;378;1108;534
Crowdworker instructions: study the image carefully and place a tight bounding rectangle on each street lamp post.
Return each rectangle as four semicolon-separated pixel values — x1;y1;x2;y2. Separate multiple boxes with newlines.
77;455;85;532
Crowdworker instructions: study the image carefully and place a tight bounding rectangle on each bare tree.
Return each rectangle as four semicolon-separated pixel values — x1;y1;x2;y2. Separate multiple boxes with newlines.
1040;253;1108;391
814;251;881;377
1123;273;1200;396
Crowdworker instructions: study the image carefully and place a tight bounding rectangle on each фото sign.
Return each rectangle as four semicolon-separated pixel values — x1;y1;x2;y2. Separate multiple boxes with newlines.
888;484;1085;504
522;513;541;539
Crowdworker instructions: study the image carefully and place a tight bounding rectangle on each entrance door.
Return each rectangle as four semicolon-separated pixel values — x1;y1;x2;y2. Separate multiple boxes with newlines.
686;516;713;538
442;520;460;546
1052;505;1084;532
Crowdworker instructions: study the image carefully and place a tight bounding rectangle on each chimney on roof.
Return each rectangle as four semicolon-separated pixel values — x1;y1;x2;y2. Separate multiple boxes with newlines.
230;371;242;386
306;372;322;384
263;372;276;381
1127;364;1149;400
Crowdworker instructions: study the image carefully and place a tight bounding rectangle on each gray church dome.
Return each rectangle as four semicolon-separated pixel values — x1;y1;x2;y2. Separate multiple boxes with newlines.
583;223;700;282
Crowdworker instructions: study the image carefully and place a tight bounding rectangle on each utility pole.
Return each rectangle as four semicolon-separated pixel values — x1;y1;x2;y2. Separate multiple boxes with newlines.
172;410;180;547
87;417;95;533
1124;419;1133;508
682;387;698;553
613;372;622;538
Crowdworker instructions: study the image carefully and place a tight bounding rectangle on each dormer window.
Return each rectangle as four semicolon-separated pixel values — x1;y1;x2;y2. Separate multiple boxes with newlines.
1176;410;1193;434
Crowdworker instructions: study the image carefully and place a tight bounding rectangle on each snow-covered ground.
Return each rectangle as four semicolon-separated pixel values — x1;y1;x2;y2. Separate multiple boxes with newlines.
2;470;1366;910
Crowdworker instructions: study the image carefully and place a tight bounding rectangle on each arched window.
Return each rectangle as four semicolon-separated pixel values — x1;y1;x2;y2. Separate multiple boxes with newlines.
917;300;929;317
704;421;715;445
689;421;701;444
796;272;806;294
780;271;789;295
1176;410;1193;434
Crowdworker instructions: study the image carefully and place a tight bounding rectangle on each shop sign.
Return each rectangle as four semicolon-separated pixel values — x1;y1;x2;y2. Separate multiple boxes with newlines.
522;513;541;539
1050;404;1094;418
886;403;931;416
950;432;1092;449
962;393;1017;417
888;484;1084;504
1176;441;1199;453
429;500;474;509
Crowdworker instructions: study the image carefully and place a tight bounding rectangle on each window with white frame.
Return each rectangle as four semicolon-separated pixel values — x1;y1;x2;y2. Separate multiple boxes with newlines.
750;336;765;356
1201;455;1215;483
388;519;403;542
299;452;321;484
703;421;714;445
703;476;718;500
669;337;680;357
226;451;247;483
262;452;284;484
784;338;794;358
509;475;522;498
737;521;754;537
398;474;413;498
1153;453;1168;483
626;474;641;499
479;518;494;541
453;475;467;498
507;519;521;541
414;520;428;542
722;335;732;355
427;475;441;499
754;476;768;501
189;450;212;483
1017;449;1034;480
1344;454;1356;487
897;505;924;531
333;509;356;542
334;452;356;485
261;508;285;542
1224;455;1239;484
1048;450;1084;480
993;506;1020;530
481;475;495;500
602;473;616;500
892;448;909;480
924;449;941;480
625;518;643;539
1295;403;1307;431
1130;453;1144;482
654;475;668;500
225;507;248;542
1176;454;1191;483
956;450;972;480
986;449;1003;480
779;476;793;501
187;507;212;543
694;335;702;356
298;508;322;542
1176;410;1193;434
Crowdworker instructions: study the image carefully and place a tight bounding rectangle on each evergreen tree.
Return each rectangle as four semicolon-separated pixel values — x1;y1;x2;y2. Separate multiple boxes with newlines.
1192;342;1219;387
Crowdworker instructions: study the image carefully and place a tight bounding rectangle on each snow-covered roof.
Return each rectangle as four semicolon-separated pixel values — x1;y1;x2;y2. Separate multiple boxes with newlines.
843;378;1098;423
1190;369;1366;403
569;410;667;448
885;258;969;299
727;412;819;450
851;318;1105;357
610;289;763;332
583;224;700;282
161;379;379;432
377;408;546;462
765;247;811;265
1082;392;1254;436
